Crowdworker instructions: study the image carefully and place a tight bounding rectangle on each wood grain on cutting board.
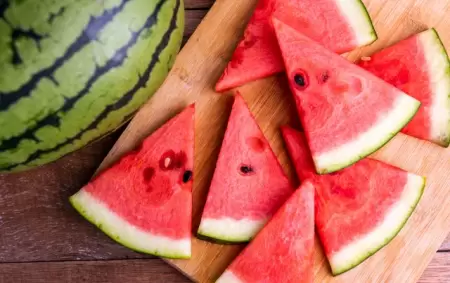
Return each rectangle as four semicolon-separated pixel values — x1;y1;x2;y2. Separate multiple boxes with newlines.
97;0;450;282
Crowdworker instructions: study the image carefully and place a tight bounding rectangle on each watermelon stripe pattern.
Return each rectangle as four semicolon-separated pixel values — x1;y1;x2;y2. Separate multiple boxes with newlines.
0;0;184;171
0;0;131;110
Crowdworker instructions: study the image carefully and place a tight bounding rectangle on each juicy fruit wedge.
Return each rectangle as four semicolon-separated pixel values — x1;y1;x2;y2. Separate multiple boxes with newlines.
280;126;317;181
215;0;377;92
198;94;294;243
281;126;426;275
358;28;450;147
216;181;314;283
273;18;421;174
70;105;195;259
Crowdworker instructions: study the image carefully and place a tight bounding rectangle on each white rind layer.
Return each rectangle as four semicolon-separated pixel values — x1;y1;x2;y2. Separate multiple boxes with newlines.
216;271;243;283
198;217;266;242
329;173;425;274
70;189;191;259
314;94;420;173
419;29;450;146
336;0;377;46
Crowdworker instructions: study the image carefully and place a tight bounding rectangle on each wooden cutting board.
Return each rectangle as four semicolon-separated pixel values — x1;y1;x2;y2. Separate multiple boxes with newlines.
97;0;450;282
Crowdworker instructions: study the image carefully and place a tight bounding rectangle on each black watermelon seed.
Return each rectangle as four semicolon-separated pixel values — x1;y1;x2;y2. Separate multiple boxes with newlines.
294;74;306;87
240;165;254;175
292;69;309;90
182;170;193;183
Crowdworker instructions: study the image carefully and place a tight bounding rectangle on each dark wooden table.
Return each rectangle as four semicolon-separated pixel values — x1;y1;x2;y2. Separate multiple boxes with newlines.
1;1;449;282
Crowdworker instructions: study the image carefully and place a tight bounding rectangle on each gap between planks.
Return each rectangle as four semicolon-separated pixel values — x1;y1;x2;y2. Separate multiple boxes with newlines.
185;0;214;10
0;255;448;283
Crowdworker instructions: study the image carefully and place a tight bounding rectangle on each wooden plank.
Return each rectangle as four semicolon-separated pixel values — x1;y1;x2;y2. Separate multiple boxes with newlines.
95;0;450;282
0;131;152;262
419;253;450;283
0;254;447;283
0;259;188;283
185;0;214;9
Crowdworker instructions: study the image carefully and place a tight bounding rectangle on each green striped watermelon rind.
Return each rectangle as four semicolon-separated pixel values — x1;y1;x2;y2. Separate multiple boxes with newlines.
0;0;184;172
329;174;426;275
70;188;191;259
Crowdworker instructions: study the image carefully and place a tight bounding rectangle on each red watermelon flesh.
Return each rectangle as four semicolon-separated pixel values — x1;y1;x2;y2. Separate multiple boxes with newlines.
281;126;426;275
70;105;195;259
358;29;450;147
216;181;314;283
198;94;294;243
273;18;421;174
215;0;377;92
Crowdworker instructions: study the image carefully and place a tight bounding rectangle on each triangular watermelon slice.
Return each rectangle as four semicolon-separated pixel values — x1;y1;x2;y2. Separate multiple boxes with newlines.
198;94;294;243
216;181;314;283
70;105;195;259
281;126;426;275
358;28;450;147
273;18;421;174
215;0;377;92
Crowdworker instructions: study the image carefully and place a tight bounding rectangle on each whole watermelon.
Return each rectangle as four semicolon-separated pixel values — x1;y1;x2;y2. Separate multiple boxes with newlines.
0;0;184;172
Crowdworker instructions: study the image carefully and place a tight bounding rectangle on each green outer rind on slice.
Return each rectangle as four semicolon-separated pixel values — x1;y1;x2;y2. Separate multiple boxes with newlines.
337;0;378;46
314;96;421;174
422;28;450;147
359;0;378;43
330;174;426;275
196;233;246;245
196;230;251;244
70;189;191;259
197;218;266;243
